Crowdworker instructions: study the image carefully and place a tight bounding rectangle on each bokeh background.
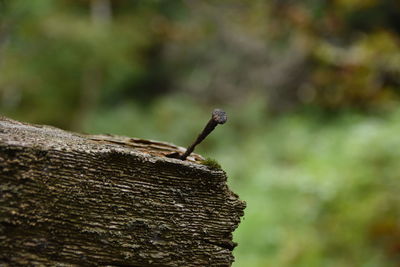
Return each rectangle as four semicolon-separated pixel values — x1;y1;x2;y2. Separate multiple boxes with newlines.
1;0;400;266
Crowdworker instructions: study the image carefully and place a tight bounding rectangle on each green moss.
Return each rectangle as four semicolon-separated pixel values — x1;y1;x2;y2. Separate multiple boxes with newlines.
201;157;221;169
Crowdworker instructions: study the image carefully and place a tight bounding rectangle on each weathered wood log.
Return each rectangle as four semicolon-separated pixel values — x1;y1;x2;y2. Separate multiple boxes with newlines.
0;116;245;266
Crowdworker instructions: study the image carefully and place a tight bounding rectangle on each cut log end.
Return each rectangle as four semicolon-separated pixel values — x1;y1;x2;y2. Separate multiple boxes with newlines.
0;116;246;267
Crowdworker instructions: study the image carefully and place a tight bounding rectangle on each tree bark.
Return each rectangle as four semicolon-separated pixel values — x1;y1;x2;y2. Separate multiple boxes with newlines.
0;116;245;266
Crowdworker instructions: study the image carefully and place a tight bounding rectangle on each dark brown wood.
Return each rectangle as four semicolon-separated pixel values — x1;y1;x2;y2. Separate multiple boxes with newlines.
0;116;245;266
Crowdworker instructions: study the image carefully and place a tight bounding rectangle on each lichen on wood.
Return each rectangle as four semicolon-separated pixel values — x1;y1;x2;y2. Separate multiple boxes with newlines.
0;116;245;266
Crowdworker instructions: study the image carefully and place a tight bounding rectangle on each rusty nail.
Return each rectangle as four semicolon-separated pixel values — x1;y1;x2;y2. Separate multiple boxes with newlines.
179;109;227;160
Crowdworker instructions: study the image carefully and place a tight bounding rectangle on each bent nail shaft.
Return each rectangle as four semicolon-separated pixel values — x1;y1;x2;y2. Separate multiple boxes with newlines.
180;109;227;160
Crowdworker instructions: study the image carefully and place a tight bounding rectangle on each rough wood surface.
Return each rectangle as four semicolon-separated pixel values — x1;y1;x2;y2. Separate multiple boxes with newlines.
0;117;245;267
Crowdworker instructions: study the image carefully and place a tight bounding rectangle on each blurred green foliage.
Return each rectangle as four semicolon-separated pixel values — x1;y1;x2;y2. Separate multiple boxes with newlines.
226;107;400;266
1;0;400;266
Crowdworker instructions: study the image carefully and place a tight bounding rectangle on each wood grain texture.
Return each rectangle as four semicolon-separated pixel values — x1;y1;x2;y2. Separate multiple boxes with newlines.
0;117;245;267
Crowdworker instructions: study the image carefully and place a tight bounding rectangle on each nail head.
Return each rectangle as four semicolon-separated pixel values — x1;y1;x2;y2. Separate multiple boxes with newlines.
212;109;227;124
